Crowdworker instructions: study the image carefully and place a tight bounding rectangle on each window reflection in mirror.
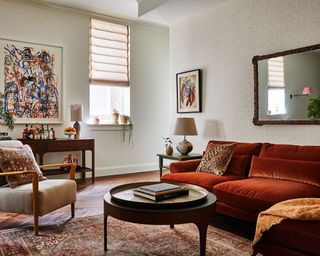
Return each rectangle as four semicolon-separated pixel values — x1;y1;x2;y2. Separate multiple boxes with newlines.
257;48;320;121
267;57;286;116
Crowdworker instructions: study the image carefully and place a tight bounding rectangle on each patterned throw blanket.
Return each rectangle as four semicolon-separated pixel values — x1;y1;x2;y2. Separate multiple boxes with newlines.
252;198;320;256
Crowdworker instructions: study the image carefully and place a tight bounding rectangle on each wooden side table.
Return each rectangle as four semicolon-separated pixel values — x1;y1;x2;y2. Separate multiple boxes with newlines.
156;153;202;177
19;138;95;183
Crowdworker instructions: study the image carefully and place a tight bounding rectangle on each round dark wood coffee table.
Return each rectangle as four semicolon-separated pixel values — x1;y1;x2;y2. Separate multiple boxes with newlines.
103;182;216;256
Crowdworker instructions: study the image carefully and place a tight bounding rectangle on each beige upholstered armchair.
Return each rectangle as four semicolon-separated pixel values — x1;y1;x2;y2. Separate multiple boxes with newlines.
0;140;77;235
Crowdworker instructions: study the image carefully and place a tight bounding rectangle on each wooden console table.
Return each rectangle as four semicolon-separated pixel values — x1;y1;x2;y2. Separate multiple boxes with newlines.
19;138;95;183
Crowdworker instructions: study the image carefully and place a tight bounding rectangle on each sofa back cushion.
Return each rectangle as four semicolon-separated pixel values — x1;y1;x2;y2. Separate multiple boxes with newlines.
208;140;262;176
225;155;249;176
260;143;320;162
249;156;320;188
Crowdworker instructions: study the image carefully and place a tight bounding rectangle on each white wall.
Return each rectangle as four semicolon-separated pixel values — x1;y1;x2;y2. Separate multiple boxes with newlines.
170;0;320;152
0;0;170;176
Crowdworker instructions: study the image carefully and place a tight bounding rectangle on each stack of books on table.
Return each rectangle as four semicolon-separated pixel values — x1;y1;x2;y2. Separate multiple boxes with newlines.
133;183;189;201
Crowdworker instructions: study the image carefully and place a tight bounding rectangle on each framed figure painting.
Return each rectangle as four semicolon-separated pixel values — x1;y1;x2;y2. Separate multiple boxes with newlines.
176;69;201;113
0;38;63;124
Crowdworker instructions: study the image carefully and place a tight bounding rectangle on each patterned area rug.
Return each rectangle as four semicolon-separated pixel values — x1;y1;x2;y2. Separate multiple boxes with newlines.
0;215;252;256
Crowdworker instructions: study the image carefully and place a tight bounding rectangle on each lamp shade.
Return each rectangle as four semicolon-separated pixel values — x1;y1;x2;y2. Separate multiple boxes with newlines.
302;86;313;95
174;118;198;136
70;104;83;121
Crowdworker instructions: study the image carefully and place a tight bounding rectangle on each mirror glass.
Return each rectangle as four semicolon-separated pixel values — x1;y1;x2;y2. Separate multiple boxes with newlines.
253;44;320;125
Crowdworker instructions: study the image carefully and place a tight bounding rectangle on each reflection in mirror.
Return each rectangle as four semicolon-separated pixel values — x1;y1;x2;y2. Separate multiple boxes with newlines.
253;44;320;125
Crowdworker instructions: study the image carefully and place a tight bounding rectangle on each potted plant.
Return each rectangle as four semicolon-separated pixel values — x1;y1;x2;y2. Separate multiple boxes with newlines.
122;116;133;145
0;93;14;130
112;109;119;124
162;137;173;155
308;96;320;119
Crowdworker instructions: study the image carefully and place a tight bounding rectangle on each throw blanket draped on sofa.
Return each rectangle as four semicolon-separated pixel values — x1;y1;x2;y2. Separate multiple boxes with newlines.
252;198;320;256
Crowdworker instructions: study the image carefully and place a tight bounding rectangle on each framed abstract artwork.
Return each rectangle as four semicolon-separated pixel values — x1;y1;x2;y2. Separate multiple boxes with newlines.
176;69;201;113
0;38;63;124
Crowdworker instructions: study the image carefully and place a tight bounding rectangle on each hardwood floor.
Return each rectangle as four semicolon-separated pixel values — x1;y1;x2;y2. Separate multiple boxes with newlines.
0;170;255;239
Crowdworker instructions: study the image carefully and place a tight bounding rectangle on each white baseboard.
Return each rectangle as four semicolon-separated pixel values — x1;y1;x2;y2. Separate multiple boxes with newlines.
92;163;159;177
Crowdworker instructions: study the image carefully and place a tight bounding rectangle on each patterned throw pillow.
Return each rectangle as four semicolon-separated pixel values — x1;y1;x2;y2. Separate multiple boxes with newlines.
196;143;235;175
0;145;46;188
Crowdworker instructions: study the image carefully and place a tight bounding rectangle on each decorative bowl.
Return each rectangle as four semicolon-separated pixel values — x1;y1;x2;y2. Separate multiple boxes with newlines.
64;131;76;139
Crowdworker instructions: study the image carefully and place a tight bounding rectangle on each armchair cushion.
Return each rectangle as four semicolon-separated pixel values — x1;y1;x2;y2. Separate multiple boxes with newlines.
0;145;46;188
0;179;76;215
196;143;235;175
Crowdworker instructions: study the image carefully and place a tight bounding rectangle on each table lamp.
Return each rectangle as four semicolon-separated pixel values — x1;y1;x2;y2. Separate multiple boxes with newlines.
174;117;198;155
70;104;83;139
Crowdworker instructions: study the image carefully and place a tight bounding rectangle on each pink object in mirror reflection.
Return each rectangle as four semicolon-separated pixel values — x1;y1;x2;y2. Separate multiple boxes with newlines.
302;86;313;95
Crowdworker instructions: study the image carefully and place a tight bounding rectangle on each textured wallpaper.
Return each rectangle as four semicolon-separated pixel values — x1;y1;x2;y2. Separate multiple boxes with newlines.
170;0;320;151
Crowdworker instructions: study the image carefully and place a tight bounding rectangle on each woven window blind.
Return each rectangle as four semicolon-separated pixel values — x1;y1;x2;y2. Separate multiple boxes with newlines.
90;19;129;86
267;57;285;89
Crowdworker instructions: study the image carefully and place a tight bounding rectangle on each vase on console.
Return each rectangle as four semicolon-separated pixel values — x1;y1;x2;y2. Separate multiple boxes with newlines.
163;137;173;156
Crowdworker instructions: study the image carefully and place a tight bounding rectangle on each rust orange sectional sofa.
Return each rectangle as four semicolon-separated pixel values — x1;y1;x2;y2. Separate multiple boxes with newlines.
161;140;320;256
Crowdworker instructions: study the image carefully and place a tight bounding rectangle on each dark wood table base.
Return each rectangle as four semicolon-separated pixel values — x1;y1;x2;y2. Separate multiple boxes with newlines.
104;193;216;256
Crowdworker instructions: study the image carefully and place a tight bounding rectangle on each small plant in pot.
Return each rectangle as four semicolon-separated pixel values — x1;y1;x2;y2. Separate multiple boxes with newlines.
162;137;173;155
111;109;119;124
0;93;14;130
308;96;320;119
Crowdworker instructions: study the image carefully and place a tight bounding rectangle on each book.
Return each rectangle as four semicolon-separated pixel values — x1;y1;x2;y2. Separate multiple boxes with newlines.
137;183;182;195
133;188;189;201
134;187;183;196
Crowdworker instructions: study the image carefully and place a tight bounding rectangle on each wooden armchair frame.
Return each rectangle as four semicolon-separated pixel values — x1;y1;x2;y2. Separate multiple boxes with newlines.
0;163;75;235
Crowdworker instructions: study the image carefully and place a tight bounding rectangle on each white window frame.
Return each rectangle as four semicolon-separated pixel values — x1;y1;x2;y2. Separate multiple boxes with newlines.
89;18;130;124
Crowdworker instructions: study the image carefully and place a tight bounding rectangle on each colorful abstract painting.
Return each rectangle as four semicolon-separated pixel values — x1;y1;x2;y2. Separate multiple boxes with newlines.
176;69;201;113
0;39;62;123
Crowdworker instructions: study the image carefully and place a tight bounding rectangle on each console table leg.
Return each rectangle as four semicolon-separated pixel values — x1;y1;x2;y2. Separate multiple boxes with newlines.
196;222;208;256
170;224;174;229
82;150;86;181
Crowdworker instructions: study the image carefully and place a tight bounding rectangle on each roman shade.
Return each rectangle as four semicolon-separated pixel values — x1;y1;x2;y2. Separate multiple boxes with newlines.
267;56;284;89
90;19;130;87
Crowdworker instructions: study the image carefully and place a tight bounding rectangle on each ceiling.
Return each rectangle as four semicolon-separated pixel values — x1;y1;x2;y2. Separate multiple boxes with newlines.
40;0;227;25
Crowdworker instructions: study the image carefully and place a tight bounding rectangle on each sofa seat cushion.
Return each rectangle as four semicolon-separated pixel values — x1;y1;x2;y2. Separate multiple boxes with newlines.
0;179;76;215
213;178;320;213
161;172;242;192
261;219;320;256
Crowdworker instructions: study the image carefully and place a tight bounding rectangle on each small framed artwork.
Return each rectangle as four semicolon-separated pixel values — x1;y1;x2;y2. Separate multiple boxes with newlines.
176;69;201;113
0;38;63;124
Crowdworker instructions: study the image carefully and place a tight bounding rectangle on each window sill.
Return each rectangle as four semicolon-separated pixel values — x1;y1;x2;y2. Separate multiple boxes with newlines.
87;123;133;131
